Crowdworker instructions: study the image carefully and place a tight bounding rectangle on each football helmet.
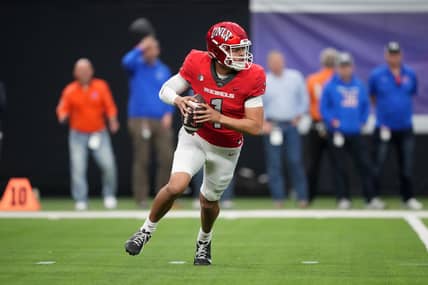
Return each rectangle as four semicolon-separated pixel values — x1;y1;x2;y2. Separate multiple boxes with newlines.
206;21;253;71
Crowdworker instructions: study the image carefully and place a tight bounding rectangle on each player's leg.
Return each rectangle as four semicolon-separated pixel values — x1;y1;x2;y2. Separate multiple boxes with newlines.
149;130;204;222
194;144;241;265
193;192;219;266
125;128;205;256
220;178;235;208
199;193;219;233
149;172;192;222
125;172;193;256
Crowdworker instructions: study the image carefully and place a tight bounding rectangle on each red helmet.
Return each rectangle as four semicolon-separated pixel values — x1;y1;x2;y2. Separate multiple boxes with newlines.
206;21;253;71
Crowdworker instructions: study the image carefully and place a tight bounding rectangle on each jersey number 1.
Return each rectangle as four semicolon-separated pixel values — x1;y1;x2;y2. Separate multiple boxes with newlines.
211;98;223;129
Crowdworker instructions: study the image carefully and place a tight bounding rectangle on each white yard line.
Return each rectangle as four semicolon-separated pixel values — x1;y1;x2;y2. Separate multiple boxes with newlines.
2;209;428;253
1;209;428;219
404;215;428;252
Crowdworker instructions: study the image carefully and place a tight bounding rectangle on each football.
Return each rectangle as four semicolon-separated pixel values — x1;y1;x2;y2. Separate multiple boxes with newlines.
183;94;206;134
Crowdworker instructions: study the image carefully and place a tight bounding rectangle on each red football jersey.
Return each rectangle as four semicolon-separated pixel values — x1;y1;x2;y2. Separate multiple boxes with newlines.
179;49;266;148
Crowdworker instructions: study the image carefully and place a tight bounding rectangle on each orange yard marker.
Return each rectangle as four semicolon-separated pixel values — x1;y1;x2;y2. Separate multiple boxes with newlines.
0;178;41;211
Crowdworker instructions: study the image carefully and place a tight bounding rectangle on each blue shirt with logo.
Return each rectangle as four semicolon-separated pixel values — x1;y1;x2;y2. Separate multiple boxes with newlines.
122;48;173;118
320;74;369;135
368;64;417;130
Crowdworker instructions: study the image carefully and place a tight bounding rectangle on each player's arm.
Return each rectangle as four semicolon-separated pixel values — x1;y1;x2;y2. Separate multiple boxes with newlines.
195;97;264;136
159;73;198;116
221;105;264;135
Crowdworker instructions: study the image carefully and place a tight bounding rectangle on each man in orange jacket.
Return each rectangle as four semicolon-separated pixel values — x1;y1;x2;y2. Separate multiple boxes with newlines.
306;48;337;201
56;58;119;210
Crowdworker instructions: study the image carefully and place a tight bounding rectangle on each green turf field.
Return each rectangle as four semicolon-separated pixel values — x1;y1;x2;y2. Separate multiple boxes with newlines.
1;217;428;285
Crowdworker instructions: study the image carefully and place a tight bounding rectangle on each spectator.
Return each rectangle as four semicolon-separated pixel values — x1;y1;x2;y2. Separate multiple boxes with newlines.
262;51;309;208
321;52;384;209
0;81;5;160
369;42;423;210
122;36;174;208
56;58;119;210
306;48;337;201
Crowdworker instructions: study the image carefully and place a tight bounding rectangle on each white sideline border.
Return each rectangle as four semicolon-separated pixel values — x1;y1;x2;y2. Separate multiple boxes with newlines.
2;210;427;252
1;210;428;219
404;216;428;252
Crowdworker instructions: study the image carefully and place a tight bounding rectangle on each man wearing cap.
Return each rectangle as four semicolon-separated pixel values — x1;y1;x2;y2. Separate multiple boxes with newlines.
368;42;422;210
122;36;174;208
321;52;383;209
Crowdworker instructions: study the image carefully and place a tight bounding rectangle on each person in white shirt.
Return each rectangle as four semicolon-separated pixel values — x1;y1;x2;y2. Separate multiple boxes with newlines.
262;51;309;208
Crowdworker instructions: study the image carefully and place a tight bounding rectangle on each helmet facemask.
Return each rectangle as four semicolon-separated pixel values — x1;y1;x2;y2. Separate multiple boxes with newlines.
219;39;253;71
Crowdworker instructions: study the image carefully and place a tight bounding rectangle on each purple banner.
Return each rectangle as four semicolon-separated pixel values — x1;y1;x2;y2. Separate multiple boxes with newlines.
251;13;428;113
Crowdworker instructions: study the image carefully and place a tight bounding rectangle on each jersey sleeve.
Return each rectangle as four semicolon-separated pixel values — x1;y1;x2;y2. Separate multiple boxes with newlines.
247;66;266;98
179;49;199;83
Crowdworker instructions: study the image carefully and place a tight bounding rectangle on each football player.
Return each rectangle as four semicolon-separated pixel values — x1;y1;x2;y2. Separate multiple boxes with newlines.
124;21;266;265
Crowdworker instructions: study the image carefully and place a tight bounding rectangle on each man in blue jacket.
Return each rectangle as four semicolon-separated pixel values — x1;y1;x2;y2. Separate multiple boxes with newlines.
122;36;174;208
321;52;384;210
369;42;422;210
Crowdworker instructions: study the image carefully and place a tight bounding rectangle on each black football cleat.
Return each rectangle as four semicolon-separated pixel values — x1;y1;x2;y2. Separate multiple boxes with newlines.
193;240;212;265
125;229;151;256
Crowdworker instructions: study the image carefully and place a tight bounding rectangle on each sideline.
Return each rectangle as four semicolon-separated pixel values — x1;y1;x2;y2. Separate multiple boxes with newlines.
1;209;428;219
404;215;428;252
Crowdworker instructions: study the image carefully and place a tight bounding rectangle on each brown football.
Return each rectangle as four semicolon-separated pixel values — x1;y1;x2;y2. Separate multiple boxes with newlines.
183;94;206;134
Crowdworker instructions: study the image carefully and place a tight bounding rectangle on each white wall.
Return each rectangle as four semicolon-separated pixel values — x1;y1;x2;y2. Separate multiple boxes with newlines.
250;0;428;13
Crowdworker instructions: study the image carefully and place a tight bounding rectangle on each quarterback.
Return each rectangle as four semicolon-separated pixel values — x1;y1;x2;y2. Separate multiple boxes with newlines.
124;21;266;265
